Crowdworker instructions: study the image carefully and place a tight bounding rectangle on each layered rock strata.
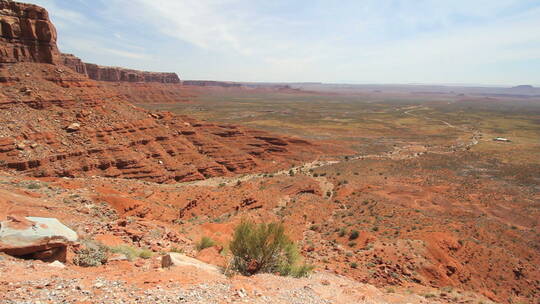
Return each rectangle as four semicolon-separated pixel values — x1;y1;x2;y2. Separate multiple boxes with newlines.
0;0;60;64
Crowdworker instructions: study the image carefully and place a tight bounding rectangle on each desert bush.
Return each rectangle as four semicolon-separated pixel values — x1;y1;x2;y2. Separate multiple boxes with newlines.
109;245;153;260
25;182;41;190
170;247;184;253
196;236;216;251
73;240;109;267
349;230;359;240
229;220;313;278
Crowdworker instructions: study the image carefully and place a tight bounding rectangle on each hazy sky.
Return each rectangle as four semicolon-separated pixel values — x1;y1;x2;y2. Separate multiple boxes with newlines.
28;0;540;85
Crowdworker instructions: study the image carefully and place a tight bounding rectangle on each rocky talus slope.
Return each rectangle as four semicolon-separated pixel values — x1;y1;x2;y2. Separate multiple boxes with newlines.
0;175;498;304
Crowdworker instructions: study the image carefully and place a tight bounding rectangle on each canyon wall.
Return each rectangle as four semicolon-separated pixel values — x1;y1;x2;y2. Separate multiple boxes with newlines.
0;1;178;84
84;62;180;84
0;0;60;64
61;53;180;84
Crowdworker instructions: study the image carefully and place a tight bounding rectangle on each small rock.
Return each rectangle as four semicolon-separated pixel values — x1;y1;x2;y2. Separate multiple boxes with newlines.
237;288;247;298
66;123;81;132
48;261;66;268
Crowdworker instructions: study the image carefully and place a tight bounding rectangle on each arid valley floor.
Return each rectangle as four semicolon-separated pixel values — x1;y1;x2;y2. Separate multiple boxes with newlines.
0;1;539;304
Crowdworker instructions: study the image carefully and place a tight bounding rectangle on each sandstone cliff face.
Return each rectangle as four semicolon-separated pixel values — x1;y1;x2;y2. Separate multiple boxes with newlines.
85;63;180;83
0;0;59;64
61;53;180;84
60;53;86;75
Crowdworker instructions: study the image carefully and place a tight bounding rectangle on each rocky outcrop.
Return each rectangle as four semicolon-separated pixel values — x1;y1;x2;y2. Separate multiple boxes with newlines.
161;252;221;274
0;216;78;262
0;0;60;64
60;53;87;75
0;1;177;83
60;53;180;84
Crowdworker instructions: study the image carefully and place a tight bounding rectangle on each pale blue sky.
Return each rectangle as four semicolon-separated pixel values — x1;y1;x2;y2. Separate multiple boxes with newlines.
28;0;540;85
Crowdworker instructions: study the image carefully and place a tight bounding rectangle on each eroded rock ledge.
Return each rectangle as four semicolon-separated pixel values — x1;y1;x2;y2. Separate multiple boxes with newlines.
0;0;60;64
61;53;180;84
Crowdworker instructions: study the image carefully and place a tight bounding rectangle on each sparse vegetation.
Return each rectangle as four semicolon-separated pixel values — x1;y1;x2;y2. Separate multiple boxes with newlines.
349;230;359;240
25;182;42;190
73;240;109;267
109;245;153;260
196;236;216;251
229;220;313;278
170;247;184;253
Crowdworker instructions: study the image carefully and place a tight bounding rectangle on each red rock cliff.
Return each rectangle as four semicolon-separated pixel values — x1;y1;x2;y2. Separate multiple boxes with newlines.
85;63;180;83
0;0;60;64
60;53;87;75
61;53;180;84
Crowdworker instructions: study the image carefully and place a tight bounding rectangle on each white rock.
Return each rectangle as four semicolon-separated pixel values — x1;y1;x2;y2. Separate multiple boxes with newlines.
161;253;220;274
49;261;66;268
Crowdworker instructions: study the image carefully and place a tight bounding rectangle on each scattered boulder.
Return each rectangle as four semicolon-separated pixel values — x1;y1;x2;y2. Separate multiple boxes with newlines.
161;252;220;274
0;216;78;262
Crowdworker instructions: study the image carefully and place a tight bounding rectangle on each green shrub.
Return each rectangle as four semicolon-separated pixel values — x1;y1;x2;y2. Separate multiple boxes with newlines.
109;245;153;260
74;240;108;267
349;230;359;240
170;247;184;253
138;249;153;259
26;183;41;190
196;236;216;251
350;262;358;269
229;220;313;278
338;228;347;237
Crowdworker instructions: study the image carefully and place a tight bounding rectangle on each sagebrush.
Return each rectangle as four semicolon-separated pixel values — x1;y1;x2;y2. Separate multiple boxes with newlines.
229;220;313;278
73;240;108;267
